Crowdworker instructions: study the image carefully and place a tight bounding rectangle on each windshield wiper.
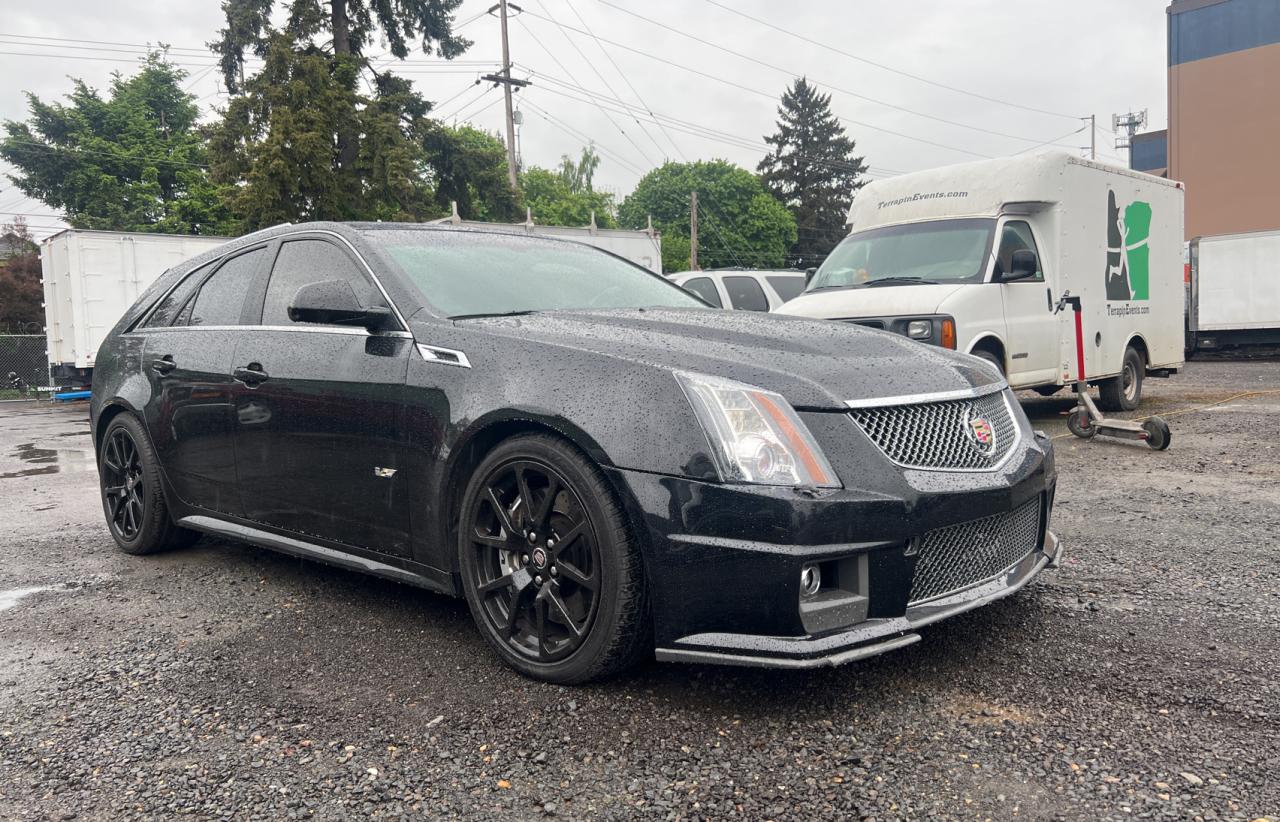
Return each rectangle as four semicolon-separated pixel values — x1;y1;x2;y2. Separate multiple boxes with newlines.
448;309;543;321
858;276;938;287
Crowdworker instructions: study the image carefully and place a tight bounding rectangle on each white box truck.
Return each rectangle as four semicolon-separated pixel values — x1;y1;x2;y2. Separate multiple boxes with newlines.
778;152;1186;410
41;230;229;387
1186;229;1280;353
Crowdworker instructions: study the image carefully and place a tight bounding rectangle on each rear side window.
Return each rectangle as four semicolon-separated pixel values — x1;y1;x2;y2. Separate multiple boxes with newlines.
261;239;376;325
144;262;213;327
723;276;769;311
186;248;267;327
766;275;805;302
681;277;722;307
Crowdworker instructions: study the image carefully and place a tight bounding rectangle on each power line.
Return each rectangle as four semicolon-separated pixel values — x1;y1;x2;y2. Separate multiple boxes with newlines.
698;0;1080;121
551;0;670;161
521;71;901;178
596;1;1070;148
519;9;990;160
564;0;685;161
522;3;657;167
520;98;644;175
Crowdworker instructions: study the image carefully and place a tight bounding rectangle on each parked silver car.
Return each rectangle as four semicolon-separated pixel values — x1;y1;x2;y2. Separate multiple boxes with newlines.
669;268;808;311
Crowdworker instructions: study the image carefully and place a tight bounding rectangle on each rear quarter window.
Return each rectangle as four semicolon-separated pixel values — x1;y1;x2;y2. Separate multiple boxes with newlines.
766;275;806;302
723;276;770;312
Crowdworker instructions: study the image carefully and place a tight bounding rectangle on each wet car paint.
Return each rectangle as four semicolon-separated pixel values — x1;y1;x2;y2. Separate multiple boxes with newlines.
88;221;1058;668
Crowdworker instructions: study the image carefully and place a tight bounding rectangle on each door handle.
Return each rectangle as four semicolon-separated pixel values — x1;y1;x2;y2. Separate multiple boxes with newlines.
233;364;269;386
151;356;176;375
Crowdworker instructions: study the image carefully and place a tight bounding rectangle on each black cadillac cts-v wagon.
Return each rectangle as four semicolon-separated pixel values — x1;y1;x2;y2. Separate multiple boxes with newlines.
90;222;1060;683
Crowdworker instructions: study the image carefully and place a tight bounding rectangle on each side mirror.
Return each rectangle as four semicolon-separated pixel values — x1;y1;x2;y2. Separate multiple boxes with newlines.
804;267;818;284
288;279;393;331
1003;249;1039;281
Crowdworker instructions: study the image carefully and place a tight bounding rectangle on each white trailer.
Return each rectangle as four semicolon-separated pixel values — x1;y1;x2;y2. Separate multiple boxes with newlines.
778;152;1186;410
1187;229;1280;352
429;207;663;274
41;230;229;386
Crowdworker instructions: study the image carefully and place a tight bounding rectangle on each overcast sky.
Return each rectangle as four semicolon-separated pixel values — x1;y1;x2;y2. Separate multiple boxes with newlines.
0;0;1171;239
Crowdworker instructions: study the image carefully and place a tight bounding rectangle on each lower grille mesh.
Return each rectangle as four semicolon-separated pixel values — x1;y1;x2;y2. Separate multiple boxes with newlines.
909;498;1043;604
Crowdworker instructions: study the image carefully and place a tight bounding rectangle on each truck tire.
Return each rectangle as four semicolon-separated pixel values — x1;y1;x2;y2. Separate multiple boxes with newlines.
1098;346;1143;412
971;349;1004;377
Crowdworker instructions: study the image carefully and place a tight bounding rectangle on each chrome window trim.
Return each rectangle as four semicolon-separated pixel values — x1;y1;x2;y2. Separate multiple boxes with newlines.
843;381;1009;409
125;324;412;338
416;343;471;368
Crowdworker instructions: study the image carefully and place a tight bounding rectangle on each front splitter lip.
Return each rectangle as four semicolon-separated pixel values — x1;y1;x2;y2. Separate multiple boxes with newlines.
655;530;1062;670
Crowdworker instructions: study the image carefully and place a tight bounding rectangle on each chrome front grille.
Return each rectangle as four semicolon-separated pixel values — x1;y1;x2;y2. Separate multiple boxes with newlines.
908;497;1043;604
847;388;1019;471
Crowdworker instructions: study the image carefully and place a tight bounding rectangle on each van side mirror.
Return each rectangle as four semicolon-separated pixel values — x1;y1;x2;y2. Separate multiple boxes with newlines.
1003;249;1039;281
288;279;393;331
804;267;818;284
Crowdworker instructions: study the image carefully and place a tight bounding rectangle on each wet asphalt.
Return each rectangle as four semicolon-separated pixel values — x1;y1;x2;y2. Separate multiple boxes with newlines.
0;359;1277;821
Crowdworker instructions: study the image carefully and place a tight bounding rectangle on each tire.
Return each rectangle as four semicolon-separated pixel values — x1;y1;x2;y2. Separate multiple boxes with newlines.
1142;417;1172;451
1099;346;1144;412
1034;385;1062;397
457;434;650;683
1066;407;1097;439
98;414;200;555
972;349;1004;377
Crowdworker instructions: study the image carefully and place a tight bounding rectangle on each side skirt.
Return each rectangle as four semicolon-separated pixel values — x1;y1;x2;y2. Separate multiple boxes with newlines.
178;515;456;597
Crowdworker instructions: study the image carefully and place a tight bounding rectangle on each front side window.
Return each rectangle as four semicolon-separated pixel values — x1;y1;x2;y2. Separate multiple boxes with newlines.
262;239;377;325
186;248;267;327
993;220;1043;282
723;276;770;311
808;218;996;292
364;229;705;318
681;277;723;307
144;261;213;327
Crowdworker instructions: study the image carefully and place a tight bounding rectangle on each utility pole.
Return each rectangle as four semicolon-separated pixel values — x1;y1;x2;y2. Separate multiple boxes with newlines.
689;191;699;271
1081;114;1096;159
482;1;529;191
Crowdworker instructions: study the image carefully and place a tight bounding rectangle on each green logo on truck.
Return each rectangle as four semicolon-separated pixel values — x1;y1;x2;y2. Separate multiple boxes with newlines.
1105;191;1151;301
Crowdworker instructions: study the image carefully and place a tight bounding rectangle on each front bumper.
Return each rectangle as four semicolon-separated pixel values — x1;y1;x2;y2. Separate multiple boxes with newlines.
655;530;1060;669
603;427;1059;670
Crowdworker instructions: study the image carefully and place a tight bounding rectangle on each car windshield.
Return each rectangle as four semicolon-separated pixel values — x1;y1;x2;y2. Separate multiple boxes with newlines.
806;218;995;291
363;229;707;318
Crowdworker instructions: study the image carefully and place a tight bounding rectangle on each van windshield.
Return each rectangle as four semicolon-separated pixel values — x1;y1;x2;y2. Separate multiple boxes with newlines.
806;218;995;291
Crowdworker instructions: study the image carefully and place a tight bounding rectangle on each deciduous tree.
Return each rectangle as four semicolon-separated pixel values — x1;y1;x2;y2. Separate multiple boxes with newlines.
618;160;796;272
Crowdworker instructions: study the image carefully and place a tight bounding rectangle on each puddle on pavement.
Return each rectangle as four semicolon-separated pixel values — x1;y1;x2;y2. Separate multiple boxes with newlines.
0;586;55;613
0;442;97;479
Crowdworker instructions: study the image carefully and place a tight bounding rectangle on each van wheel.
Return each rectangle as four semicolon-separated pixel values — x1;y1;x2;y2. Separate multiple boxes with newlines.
1099;346;1143;412
972;349;1004;377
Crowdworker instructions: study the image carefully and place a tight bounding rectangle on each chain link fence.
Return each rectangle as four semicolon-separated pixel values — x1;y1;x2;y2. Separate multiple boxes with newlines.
0;334;50;401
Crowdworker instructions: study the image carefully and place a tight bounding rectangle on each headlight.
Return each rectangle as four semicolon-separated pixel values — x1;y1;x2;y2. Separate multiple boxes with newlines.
675;371;840;488
906;320;932;339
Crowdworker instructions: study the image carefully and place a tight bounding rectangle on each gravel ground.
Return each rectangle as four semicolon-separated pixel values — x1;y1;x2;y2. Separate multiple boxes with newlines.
0;360;1277;821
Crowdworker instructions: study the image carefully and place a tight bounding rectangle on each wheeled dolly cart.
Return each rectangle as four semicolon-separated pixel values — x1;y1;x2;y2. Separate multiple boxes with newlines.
1054;292;1172;450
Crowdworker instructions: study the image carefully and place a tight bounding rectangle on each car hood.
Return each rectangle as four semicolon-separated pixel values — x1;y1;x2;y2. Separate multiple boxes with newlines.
777;283;968;319
437;308;998;409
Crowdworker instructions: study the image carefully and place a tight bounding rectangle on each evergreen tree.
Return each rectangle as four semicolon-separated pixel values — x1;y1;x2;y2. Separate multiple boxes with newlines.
206;0;505;230
758;78;868;267
0;54;232;235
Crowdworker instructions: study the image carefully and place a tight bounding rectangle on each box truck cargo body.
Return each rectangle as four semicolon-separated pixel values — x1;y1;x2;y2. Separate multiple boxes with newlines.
41;230;229;386
778;153;1185;409
1187;229;1280;352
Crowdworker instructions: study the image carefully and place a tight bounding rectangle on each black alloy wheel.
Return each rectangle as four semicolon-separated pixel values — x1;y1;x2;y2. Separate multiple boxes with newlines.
98;414;199;555
101;427;145;541
458;435;649;683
